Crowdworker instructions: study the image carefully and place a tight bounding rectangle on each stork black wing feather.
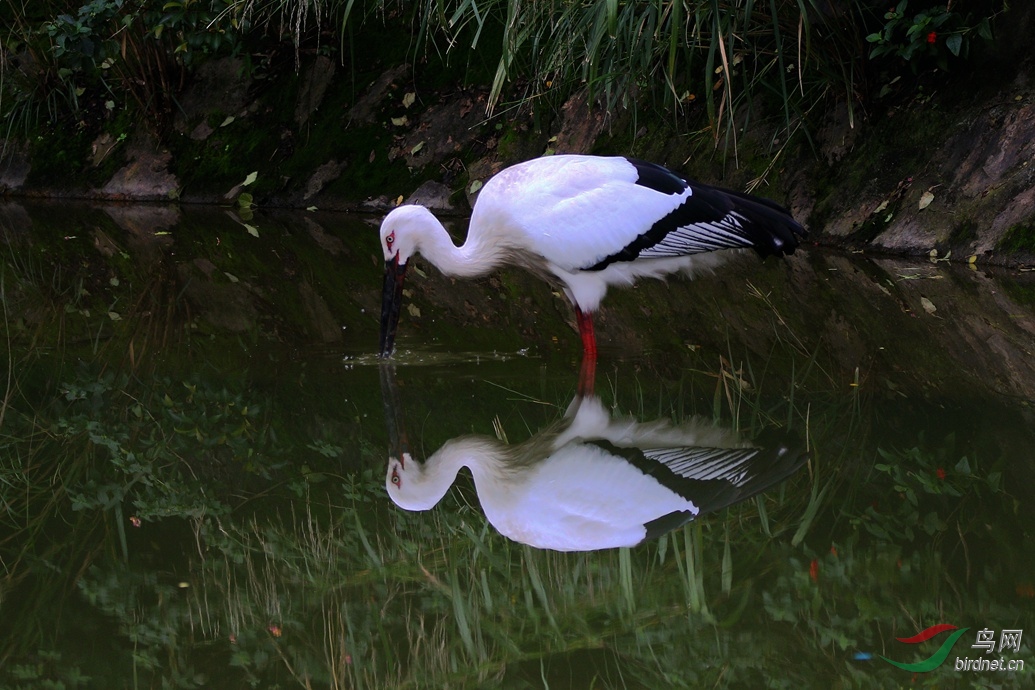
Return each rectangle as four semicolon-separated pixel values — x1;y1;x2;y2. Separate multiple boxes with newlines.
588;160;806;271
585;436;807;521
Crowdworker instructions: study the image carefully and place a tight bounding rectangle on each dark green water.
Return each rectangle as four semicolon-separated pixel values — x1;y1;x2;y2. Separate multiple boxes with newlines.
0;201;1031;688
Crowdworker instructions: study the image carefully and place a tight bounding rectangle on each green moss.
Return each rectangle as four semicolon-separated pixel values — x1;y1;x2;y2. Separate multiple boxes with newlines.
24;125;93;188
811;102;954;238
165;116;282;197
996;222;1035;253
496;126;522;160
848;200;899;245
947;218;978;248
999;277;1035;307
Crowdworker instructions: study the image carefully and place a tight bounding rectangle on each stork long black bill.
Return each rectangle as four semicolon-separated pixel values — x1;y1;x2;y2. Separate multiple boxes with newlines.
379;257;407;357
379;362;410;460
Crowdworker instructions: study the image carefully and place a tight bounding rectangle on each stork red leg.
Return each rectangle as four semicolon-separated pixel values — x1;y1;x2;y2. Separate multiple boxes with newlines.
575;307;598;358
577;354;596;397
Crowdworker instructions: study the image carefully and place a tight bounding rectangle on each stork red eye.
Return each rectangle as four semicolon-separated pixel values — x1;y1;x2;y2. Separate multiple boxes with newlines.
386;232;394;246
391;467;400;485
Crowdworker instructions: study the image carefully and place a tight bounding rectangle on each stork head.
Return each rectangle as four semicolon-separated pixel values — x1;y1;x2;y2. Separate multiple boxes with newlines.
378;205;431;357
380;204;434;267
386;437;492;512
385;451;450;511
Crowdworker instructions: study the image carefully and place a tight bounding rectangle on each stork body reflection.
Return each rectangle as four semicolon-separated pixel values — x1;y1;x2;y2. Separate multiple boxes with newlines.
382;371;807;551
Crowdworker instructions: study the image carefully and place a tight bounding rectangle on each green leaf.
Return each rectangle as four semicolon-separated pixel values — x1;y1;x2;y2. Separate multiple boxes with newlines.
946;34;963;56
977;17;993;41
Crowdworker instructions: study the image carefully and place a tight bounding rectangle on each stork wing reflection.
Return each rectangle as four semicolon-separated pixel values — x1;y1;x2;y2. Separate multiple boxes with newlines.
382;371;807;551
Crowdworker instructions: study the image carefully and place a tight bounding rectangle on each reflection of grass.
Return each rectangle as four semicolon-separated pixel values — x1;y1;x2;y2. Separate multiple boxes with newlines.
2;238;1031;687
134;346;848;687
3;345;1028;687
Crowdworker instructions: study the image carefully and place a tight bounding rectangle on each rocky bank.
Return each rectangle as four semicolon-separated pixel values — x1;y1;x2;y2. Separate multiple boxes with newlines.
1;10;1034;268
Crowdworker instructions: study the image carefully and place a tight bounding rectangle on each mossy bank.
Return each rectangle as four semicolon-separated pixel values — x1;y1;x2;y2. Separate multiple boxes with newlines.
2;4;1035;268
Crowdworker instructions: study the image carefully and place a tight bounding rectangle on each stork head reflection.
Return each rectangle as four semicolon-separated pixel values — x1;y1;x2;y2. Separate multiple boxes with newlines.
381;367;807;551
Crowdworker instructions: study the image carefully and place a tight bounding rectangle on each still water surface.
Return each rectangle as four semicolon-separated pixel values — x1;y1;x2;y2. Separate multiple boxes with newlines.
0;201;1032;688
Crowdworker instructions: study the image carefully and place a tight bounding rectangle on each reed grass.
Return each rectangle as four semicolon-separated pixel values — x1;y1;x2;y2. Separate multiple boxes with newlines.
422;0;869;146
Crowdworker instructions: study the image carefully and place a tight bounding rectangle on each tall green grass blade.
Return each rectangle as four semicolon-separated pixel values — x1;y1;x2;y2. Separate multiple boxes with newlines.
792;472;831;547
619;546;635;612
721;523;732;594
480;568;494;614
354;512;382;569
524;547;560;634
450;566;476;657
755;494;772;537
769;0;792;129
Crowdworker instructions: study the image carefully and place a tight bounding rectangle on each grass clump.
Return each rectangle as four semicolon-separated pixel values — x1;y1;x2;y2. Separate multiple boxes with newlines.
996;222;1035;254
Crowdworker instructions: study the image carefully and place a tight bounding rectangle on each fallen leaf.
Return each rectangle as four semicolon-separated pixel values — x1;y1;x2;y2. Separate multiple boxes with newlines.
918;190;935;210
391;116;408;127
469;180;483;194
242;171;258;186
874;200;889;213
406;304;421;318
244;224;259;238
920;297;937;314
410;141;424;155
220;115;235;127
108;311;122;321
306;205;318;211
968;255;977;264
402;92;416;108
224;272;239;283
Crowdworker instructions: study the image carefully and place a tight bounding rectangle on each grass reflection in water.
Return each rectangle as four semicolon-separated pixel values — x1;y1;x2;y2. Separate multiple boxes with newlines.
0;202;1031;688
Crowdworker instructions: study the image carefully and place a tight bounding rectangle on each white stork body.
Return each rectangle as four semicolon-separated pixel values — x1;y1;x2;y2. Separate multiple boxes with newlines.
378;155;805;357
386;395;806;552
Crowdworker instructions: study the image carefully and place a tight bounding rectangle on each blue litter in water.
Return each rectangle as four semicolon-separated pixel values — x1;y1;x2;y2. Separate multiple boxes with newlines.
853;652;874;661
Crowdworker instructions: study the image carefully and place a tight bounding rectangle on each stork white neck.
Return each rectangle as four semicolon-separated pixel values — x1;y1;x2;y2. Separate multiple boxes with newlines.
392;206;509;278
387;436;508;511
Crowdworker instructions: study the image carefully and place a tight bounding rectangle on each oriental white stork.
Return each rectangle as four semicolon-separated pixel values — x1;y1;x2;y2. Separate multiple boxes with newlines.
384;390;806;552
378;154;805;358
